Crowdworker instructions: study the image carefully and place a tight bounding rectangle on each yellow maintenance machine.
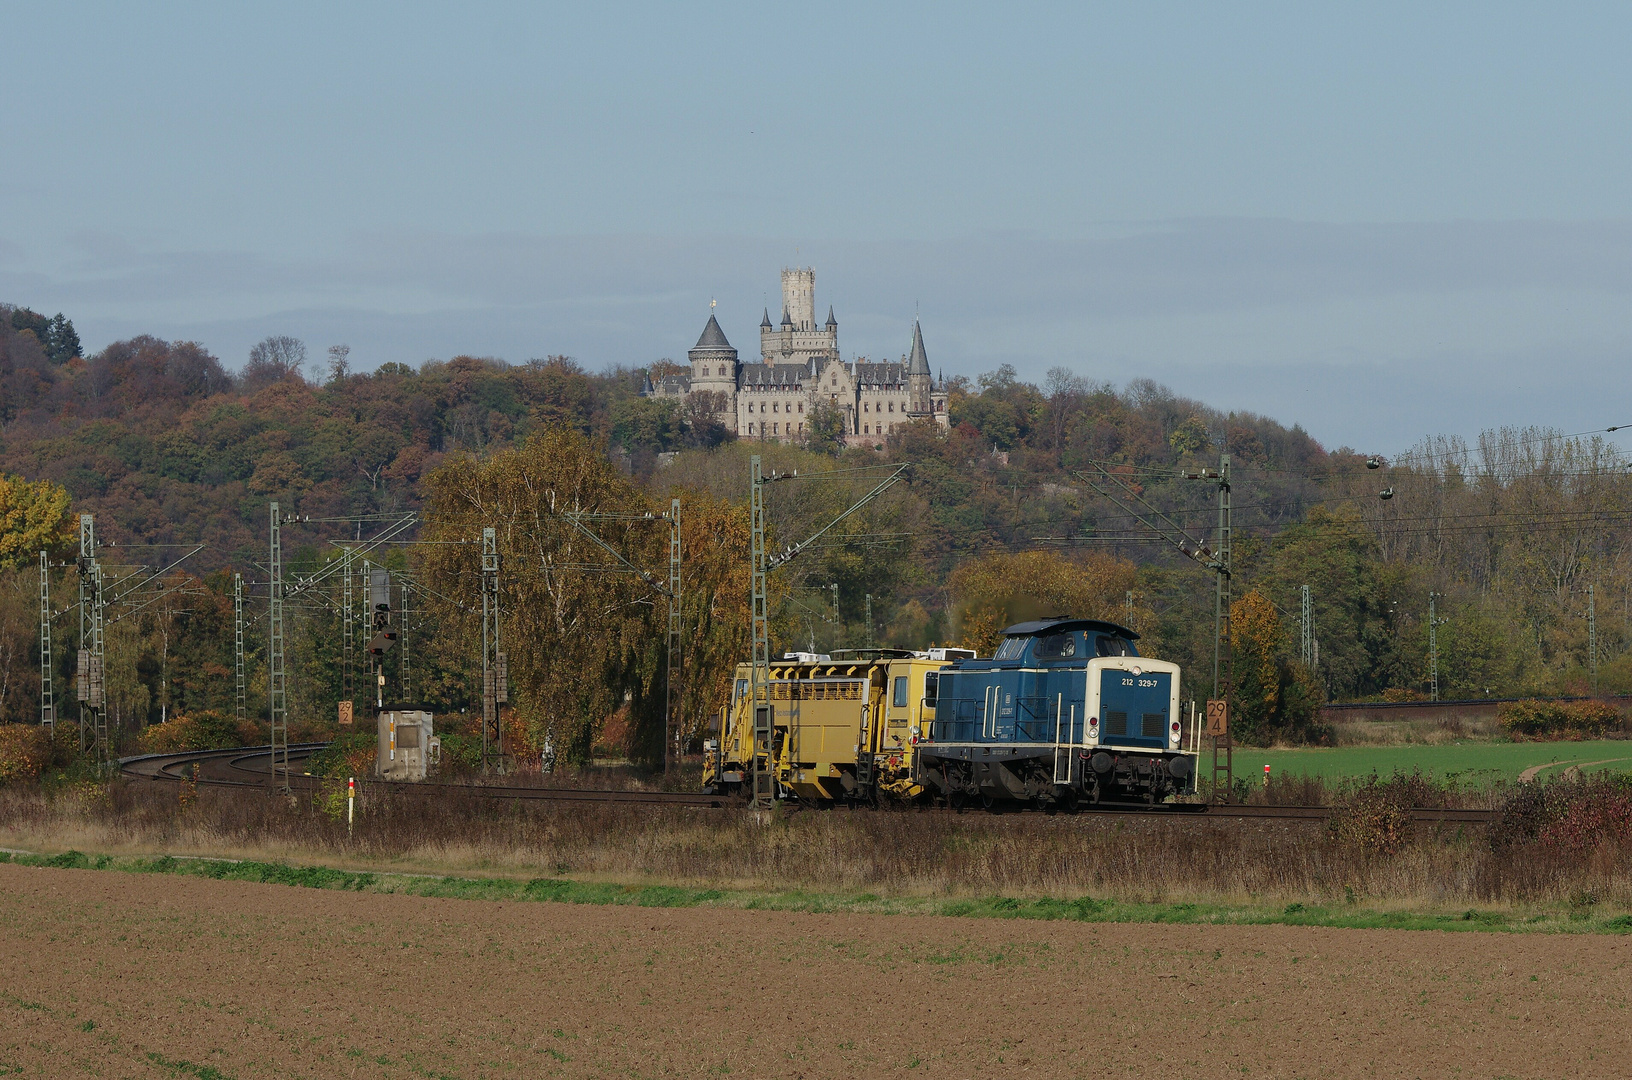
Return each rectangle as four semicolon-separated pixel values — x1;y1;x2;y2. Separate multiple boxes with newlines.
702;648;975;803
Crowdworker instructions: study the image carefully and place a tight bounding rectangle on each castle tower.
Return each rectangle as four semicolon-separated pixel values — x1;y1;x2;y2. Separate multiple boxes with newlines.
688;313;738;420
761;267;840;364
906;319;932;416
782;267;815;330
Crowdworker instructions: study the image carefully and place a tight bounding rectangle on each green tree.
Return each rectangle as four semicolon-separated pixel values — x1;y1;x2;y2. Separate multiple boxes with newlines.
45;314;81;364
806;401;847;455
948;549;1138;656
1168;414;1211;456
0;474;72;571
1230;589;1322;744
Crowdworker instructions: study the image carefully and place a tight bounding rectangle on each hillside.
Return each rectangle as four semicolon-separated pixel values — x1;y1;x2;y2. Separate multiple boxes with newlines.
3;307;1630;756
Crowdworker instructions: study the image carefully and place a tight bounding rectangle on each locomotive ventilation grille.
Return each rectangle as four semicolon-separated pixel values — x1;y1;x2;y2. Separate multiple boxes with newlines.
767;680;865;701
1141;712;1166;737
1104;710;1128;735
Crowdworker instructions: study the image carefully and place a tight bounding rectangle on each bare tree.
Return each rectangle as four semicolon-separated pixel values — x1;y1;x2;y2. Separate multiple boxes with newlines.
327;344;351;383
1044;366;1090;451
243;335;308;391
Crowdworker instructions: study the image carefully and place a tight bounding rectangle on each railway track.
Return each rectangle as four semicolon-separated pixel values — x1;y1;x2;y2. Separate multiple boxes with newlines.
120;745;1499;823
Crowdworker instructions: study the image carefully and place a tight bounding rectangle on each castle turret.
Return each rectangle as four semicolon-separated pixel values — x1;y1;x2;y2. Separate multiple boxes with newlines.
906;320;932;417
688;313;738;422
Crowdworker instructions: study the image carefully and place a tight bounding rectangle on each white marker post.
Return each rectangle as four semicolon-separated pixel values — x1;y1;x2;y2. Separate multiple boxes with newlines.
347;776;355;836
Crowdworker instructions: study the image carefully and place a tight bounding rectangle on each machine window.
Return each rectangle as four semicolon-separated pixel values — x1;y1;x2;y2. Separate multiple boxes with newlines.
994;637;1028;661
1095;635;1133;657
1036;633;1078;658
892;676;909;708
923;672;939;705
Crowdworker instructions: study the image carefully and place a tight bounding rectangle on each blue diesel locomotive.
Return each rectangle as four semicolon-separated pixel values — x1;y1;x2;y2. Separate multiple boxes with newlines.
917;618;1197;806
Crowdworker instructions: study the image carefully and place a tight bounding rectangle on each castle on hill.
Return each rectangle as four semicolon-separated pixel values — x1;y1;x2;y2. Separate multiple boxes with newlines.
643;268;949;445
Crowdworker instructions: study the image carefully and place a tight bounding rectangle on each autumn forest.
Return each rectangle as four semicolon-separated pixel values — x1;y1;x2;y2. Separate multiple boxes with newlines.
2;302;1629;764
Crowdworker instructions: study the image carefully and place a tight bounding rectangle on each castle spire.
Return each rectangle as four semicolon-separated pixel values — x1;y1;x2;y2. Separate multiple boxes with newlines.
694;313;732;351
906;319;930;375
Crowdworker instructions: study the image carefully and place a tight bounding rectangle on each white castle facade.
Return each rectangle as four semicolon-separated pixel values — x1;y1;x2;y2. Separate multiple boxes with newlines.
643;268;949;444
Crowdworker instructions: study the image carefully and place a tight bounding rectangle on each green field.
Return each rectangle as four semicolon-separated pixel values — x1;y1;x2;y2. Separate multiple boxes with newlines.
1230;739;1632;787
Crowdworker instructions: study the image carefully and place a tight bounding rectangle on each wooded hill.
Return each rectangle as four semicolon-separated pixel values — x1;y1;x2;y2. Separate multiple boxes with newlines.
2;306;1628;758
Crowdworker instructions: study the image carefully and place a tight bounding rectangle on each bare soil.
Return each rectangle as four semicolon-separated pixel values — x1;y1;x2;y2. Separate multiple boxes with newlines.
2;865;1629;1078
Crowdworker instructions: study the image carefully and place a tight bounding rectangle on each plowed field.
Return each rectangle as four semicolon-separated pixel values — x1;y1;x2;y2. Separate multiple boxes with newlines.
1;863;1628;1078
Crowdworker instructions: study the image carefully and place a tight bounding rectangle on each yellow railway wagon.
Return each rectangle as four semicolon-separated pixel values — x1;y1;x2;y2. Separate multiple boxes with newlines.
703;650;971;803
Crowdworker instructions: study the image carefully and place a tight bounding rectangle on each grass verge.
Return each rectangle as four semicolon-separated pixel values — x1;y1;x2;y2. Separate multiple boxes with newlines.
1237;739;1632;785
4;847;1630;936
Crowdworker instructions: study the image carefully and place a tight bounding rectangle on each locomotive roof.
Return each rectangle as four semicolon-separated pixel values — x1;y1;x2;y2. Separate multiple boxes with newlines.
1000;618;1141;641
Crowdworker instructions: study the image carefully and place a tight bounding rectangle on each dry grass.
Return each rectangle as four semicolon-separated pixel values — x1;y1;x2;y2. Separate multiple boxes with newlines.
2;776;1629;914
1329;715;1502;746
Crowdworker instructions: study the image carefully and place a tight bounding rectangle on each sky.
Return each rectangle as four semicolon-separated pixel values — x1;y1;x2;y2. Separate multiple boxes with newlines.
2;2;1629;453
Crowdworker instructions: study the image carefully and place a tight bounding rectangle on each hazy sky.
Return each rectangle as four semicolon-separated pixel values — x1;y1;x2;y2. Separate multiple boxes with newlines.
2;2;1629;453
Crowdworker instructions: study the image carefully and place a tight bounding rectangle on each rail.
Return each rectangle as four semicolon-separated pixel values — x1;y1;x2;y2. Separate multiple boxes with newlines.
119;745;1499;823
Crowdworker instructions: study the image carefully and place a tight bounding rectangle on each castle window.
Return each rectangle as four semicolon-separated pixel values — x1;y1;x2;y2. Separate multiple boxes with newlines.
773;423;779;434
864;424;870;434
798;402;804;413
773;402;779;413
863;403;869;413
889;402;895;413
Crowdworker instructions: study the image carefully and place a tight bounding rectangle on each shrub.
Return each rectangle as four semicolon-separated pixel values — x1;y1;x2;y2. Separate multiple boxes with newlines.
306;730;376;780
135;710;244;753
435;732;482;773
0;724;54;784
1326;773;1417;856
1499;699;1623;741
1492;772;1632;851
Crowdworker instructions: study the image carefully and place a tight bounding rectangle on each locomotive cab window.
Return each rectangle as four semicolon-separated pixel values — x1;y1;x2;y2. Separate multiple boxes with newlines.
1095;635;1134;657
994;637;1028;662
923;672;939;706
1036;632;1079;659
892;676;909;708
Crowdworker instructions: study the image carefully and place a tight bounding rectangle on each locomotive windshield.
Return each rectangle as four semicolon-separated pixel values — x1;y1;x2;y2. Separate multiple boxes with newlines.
1095;635;1134;657
993;637;1028;661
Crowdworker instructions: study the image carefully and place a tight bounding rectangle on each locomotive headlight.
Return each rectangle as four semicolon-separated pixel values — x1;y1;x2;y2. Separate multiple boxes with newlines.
1169;720;1181;746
